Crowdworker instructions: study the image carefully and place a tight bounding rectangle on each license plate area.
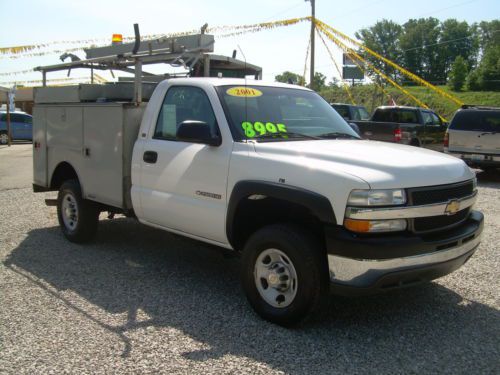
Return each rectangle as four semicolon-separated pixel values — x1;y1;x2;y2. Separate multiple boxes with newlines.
469;154;485;161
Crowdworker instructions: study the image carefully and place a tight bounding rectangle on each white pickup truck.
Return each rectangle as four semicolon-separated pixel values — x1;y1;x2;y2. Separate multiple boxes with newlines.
33;78;484;326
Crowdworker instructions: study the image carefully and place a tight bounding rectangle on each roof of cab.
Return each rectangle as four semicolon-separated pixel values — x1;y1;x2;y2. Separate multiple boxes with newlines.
163;77;312;91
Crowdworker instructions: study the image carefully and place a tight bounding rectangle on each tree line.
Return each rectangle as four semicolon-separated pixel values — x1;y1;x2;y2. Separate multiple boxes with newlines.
275;18;499;92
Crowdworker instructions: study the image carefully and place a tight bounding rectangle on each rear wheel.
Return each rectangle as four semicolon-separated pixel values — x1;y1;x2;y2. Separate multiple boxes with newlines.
0;132;8;145
241;224;328;326
57;179;99;243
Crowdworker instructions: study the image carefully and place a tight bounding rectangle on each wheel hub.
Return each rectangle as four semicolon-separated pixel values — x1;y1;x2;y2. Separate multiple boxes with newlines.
254;248;298;308
61;193;78;230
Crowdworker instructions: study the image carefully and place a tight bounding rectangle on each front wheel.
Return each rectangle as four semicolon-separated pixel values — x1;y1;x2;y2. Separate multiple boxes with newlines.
57;179;99;243
241;224;328;326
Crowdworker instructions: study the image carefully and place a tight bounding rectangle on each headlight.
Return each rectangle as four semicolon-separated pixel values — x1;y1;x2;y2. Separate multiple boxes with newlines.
347;189;406;206
344;218;407;233
472;177;477;191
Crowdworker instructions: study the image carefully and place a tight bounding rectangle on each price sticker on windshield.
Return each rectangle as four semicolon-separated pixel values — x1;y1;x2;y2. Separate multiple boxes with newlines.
226;87;263;98
241;121;287;138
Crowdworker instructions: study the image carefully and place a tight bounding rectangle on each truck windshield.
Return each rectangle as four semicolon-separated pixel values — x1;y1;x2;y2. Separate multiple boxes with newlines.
216;85;359;141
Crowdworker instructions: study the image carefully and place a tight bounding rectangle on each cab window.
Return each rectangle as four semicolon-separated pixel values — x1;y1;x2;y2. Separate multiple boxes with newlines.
154;86;218;140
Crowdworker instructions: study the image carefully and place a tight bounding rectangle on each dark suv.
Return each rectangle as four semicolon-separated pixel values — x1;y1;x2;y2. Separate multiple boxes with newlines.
445;106;500;172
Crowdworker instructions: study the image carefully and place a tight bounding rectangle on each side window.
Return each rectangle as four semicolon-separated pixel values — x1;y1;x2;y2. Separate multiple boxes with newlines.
422;111;433;125
332;105;349;119
482;112;500;132
430;113;441;125
154;86;218;140
397;110;418;124
373;109;390;122
10;114;23;123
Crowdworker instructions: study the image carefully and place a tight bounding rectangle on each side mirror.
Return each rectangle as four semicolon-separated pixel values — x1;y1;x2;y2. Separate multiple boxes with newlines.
176;120;221;146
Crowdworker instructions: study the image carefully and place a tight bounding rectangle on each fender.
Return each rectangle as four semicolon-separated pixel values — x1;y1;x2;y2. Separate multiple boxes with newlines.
226;180;337;246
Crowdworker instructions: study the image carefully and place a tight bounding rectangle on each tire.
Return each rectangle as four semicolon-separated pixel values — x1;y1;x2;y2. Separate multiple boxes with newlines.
0;132;8;145
482;167;498;174
241;223;329;326
410;139;420;147
57;179;99;243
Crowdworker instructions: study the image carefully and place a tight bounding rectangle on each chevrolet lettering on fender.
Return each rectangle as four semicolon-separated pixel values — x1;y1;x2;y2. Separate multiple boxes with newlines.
33;78;483;326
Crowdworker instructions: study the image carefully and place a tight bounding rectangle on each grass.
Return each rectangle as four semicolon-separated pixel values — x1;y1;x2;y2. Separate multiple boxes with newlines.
319;85;500;121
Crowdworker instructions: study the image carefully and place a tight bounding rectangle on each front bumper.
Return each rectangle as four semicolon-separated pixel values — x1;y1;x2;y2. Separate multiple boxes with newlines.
325;210;483;295
445;150;500;168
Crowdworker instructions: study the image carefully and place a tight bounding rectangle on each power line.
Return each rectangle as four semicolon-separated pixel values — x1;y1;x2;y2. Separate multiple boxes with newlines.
263;1;306;22
330;0;389;20
391;29;500;54
401;31;499;53
416;0;481;17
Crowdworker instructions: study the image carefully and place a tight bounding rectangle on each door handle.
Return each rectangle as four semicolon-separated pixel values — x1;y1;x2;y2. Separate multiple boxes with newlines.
143;151;158;164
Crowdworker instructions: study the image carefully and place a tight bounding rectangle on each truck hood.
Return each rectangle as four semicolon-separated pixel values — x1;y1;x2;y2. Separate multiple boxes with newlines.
253;140;474;189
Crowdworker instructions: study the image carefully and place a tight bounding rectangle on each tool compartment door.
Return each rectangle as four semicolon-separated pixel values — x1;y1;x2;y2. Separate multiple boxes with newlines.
81;104;124;208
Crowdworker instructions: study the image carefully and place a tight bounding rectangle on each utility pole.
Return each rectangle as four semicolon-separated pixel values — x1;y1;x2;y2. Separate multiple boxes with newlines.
307;0;316;90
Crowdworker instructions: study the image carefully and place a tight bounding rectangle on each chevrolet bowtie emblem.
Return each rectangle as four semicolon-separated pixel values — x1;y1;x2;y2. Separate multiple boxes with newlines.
444;200;461;215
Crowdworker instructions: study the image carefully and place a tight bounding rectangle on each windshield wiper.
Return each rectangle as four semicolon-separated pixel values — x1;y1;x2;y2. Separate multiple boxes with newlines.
253;132;322;141
317;132;360;139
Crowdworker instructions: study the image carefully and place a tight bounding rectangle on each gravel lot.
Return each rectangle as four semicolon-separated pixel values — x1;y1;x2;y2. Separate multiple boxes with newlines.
1;144;499;374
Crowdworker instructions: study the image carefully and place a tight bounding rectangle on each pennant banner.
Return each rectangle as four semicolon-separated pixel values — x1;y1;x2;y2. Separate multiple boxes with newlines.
0;17;308;59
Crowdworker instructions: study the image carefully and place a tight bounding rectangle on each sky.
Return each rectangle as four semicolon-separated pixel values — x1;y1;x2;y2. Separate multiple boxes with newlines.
0;0;499;87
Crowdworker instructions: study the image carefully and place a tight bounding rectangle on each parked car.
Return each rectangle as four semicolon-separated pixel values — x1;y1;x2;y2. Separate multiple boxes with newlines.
0;111;33;144
331;103;370;121
351;106;447;151
445;105;500;172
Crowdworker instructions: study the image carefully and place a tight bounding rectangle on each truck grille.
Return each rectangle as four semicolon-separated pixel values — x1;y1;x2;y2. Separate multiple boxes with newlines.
413;208;470;233
408;180;474;233
409;180;474;206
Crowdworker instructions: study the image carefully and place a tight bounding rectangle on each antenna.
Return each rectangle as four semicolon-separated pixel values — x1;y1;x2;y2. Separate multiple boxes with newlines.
237;44;247;75
237;44;249;140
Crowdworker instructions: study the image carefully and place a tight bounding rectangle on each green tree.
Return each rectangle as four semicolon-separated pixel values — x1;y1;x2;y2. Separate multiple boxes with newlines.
274;71;305;86
448;56;468;91
477;20;500;51
400;18;442;83
440;19;478;74
311;72;327;91
467;45;500;91
328;77;340;87
355;20;403;81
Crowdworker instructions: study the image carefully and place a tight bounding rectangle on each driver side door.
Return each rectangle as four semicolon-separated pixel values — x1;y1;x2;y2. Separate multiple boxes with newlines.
137;85;232;244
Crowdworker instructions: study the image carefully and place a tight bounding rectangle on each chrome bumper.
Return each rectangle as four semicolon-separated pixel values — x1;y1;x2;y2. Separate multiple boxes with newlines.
328;233;481;288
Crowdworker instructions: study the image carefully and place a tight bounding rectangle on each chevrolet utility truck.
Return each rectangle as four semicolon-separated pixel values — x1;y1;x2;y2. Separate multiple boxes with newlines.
32;78;484;325
31;32;483;325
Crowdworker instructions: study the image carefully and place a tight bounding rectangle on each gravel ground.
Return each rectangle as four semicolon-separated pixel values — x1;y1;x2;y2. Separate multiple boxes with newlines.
0;145;499;374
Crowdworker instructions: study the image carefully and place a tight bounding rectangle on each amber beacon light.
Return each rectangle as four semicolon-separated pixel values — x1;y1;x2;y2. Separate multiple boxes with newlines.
112;34;123;45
